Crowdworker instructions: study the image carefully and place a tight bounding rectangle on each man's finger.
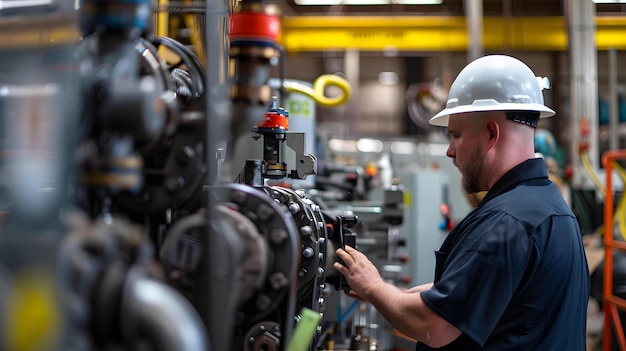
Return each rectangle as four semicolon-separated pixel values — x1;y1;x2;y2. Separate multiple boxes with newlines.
333;261;347;274
347;290;359;298
335;247;354;263
344;245;357;253
343;245;361;258
346;290;369;303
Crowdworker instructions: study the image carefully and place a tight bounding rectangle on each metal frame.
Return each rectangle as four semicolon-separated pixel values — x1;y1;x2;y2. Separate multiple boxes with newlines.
603;150;626;351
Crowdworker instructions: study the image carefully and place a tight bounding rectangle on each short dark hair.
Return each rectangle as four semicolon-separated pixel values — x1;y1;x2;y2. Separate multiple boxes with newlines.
505;110;540;128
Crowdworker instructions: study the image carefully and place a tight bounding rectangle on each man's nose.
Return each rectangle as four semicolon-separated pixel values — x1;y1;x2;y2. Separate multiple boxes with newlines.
446;144;454;158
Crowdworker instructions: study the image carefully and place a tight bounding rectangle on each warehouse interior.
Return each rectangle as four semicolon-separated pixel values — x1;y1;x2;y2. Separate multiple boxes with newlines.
0;0;625;350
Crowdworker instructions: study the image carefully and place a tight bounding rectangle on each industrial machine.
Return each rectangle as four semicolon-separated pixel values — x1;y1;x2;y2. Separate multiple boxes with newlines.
0;0;463;349
0;0;369;351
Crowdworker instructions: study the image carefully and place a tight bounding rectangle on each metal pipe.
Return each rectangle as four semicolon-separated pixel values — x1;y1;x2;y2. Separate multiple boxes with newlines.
609;48;618;151
156;0;169;37
344;48;359;139
566;0;599;187
122;271;209;351
465;0;483;62
201;0;231;348
205;0;230;186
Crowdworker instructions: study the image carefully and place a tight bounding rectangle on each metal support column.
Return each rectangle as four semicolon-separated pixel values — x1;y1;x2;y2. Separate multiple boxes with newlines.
465;0;483;62
567;0;599;187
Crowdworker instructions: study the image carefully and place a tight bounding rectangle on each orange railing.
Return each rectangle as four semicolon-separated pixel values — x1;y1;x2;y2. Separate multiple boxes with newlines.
602;150;626;351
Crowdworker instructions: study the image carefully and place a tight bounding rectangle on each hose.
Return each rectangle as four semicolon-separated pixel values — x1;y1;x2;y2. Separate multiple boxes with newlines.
581;151;606;196
122;270;209;351
610;160;626;241
283;74;351;107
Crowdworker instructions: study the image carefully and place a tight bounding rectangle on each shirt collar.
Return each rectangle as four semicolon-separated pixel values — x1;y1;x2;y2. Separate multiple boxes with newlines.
479;158;549;205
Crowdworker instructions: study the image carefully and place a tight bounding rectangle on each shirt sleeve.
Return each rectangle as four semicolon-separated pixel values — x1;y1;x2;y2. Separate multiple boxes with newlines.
420;211;533;347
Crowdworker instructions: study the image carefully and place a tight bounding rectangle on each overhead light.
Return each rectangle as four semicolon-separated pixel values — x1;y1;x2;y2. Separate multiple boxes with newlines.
294;0;442;5
0;0;54;10
378;71;399;86
329;139;358;152
357;138;384;153
391;141;416;155
593;0;626;3
382;46;399;57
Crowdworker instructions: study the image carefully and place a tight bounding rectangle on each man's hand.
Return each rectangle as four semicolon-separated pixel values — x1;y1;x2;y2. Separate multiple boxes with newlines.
333;245;384;301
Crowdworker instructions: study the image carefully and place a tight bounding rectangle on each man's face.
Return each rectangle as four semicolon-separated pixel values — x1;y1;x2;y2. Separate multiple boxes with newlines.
446;114;485;194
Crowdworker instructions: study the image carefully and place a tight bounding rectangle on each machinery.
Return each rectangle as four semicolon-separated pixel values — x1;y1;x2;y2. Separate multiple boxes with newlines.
0;0;468;349
0;0;368;350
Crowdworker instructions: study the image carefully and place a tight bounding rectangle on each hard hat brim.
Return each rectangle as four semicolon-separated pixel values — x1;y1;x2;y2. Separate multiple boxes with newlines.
429;103;556;127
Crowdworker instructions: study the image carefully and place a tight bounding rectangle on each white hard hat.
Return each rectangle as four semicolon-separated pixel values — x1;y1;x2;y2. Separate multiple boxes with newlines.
429;54;556;127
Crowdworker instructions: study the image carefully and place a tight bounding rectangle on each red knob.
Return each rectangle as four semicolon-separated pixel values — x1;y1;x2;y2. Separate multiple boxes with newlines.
397;254;409;264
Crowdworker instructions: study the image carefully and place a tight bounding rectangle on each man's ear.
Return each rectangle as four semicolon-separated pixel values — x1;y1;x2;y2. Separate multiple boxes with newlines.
483;120;500;147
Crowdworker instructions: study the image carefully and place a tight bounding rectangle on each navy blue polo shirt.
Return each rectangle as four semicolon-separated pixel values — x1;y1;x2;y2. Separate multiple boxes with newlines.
417;158;590;350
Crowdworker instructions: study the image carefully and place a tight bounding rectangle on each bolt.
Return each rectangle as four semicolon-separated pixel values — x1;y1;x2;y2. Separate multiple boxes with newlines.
271;229;287;244
231;190;247;204
256;294;272;310
177;146;195;165
257;203;274;221
317;267;325;278
288;202;300;214
300;226;312;237
269;272;288;290
319;252;325;261
303;247;314;258
165;177;185;191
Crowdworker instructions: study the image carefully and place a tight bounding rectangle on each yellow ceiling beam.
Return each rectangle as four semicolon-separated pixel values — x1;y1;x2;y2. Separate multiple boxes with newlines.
280;15;626;52
0;16;80;49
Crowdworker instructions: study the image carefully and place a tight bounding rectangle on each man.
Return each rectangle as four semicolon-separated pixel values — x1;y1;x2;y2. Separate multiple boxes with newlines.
333;54;590;350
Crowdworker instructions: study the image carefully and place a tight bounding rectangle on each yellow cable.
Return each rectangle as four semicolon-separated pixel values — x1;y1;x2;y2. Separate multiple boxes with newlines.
595;160;626;240
611;160;626;241
581;151;606;196
283;74;352;107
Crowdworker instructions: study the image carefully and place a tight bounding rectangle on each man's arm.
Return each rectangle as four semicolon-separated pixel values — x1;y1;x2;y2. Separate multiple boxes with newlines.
333;246;461;348
406;282;433;294
344;282;433;303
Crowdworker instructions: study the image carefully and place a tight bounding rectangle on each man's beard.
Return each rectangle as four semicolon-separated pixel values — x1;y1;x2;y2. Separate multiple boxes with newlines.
461;144;484;194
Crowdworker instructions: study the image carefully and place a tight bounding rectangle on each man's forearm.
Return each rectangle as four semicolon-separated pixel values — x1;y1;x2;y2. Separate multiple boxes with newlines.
405;283;433;294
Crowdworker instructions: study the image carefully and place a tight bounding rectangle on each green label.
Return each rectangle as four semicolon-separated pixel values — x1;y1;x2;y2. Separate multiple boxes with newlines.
289;99;312;119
